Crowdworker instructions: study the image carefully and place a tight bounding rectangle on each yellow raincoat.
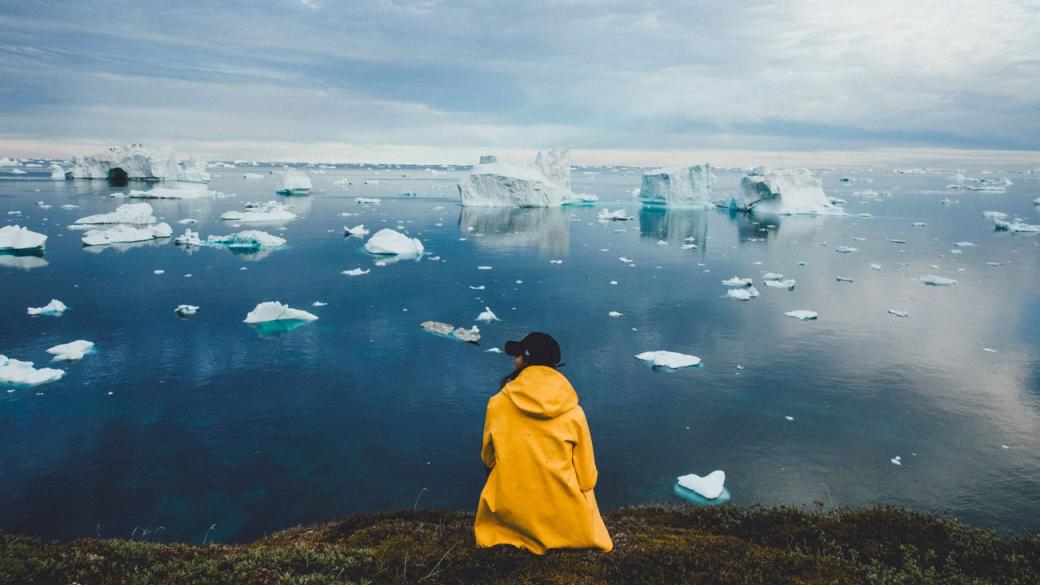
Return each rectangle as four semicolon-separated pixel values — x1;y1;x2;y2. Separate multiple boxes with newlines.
475;365;613;554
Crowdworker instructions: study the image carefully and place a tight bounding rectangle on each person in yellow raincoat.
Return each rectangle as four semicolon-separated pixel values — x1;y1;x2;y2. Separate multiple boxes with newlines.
474;331;613;554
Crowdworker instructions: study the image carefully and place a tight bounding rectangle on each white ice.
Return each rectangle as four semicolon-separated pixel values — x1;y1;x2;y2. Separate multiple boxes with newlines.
765;279;796;290
888;309;910;318
0;225;47;251
177;159;211;183
342;268;370;276
726;286;759;301
364;229;424;257
597;209;632;222
129;183;213;200
73;202;157;225
175;304;199;316
49;164;66;180
207;230;286;249
459;161;568;207
835;246;857;253
639;165;712;208
476;306;500;322
243;301;318;324
220;201;297;222
355;197;381;204
81;223;172;246
277;170;312;194
721;276;752;287
0;354;65;385
174;229;203;247
46;340;94;361
635;350;702;369
69;144;180;181
27;299;67;316
676;470;725;499
730;168;838;215
919;274;957;286
344;224;369;237
784;310;818;320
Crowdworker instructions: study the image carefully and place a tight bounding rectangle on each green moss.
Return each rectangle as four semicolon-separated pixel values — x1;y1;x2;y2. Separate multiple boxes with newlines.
1;505;1036;584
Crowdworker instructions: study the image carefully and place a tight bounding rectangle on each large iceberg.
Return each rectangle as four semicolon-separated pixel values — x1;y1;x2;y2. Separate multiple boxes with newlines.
27;299;67;316
364;228;424;257
73;202;157;225
0;225;47;251
81;223;172;246
458;149;576;207
49;164;67;180
46;340;95;361
729;168;838;215
0;354;65;385
70;144;180;181
243;301;318;324
176;159;211;183
639;165;713;208
276;170;312;195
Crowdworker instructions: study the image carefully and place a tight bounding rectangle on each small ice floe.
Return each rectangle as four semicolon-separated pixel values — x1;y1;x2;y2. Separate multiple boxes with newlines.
486;347;503;353
836;276;854;283
0;225;47;251
549;259;563;264
765;279;796;290
983;347;998;353
726;286;759;301
994;219;1040;233
243;301;318;324
476;306;500;322
609;280;618;285
888;309;910;318
175;304;199;317
938;197;956;205
784;310;818;320
1033;197;1040;205
986;261;1002;267
785;416;794;421
919;274;957;286
870;263;882;270
60;204;79;210
597;209;632;222
887;238;908;244
174;229;203;247
675;470;727;501
27;299;67;317
420;321;480;344
9;168;26;174
477;265;492;270
46;340;94;361
468;285;485;290
81;223;172;246
0;354;64;385
220;201;297;222
36;201;52;209
829;196;846;205
618;257;634;264
891;456;902;466
912;222;927;227
207;230;285;250
656;240;668;246
153;269;164;275
344;224;369;237
681;243;698;250
608;311;623;318
73;202;157;226
955;241;975;248
835;246;857;253
129;184;213;200
982;210;1007;220
177;218;198;225
762;272;784;280
312;301;327;307
721;276;753;287
342;267;370;277
635;351;701;369
364;229;424;257
355;197;381;204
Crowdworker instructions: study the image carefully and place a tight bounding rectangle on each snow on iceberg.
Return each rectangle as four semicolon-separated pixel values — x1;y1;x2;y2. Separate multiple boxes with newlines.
277;170;312;195
220;201;297;222
174;229;203;247
476;306;500;323
81;223;172;246
730;168;839;215
364;228;424;257
243;301;318;324
676;470;726;500
784;310;818;320
27;299;67;316
73;202;157;225
46;340;94;361
128;183;213;199
207;230;286;250
0;354;64;385
919;274;957;286
70;144;180;181
535;148;572;192
639;165;713;208
458;149;574;207
176;159;211;183
0;225;46;251
49;164;66;180
344;224;369;237
635;351;702;369
726;286;760;301
765;279;796;290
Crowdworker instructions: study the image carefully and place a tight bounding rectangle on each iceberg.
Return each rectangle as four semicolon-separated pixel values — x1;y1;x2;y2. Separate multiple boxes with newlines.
919;274;957;286
128;183;213;199
0;354;65;386
721;276;753;287
982;211;1007;220
0;157;16;166
0;225;47;251
730;168;838;215
207;230;286;250
277;170;312;195
82;223;172;246
765;279;796;290
220;201;297;222
459;161;568;207
420;321;481;344
243;301;318;324
176;159;211;183
726;286;760;301
476;306;500;322
994;219;1040;233
344;224;369;237
69;144;180;181
639;165;713;208
635;351;702;369
174;229;203;247
27;299;67;316
784;310;818;320
676;470;726;500
49;164;66;180
835;246;857;254
46;340;94;361
888;309;910;318
355;197;381;204
364;229;424;257
342;268;370;277
561;192;599;206
73;202;157;225
597;209;632;222
535;148;572;191
175;304;199;317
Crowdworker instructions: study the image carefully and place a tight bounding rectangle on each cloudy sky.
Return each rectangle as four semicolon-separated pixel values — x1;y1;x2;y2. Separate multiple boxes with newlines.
1;0;1038;166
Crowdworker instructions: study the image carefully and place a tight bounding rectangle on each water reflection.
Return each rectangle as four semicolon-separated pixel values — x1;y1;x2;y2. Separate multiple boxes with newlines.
718;209;783;243
638;207;708;248
81;238;168;254
0;250;48;270
458;207;569;255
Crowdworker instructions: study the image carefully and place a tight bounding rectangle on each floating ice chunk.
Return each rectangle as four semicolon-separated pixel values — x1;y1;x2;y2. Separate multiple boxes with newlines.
74;202;157;225
608;311;623;317
128;183;213;199
1034;197;1040;205
765;279;796;290
676;470;725;499
477;265;493;270
355;197;381;204
81;223;172;246
731;167;837;215
243;172;264;179
995;219;1040;233
836;276;854;283
69;144;180;181
887;238;908;244
459;161;568;207
276;170;312;195
982;211;1007;220
919;274;957;286
312;301;327;307
27;299;67;316
618;257;634;264
46;340;94;361
888;309;910;318
870;263;882;270
49;164;66;180
468;285;485;290
891;456;902;466
486;347;503;353
721;276;753;287
635;351;702;369
243;301;318;324
174;228;202;247
983;347;998;353
420;321;481;344
0;225;47;251
0;354;64;385
561;192;599;206
761;272;784;280
177;218;198;225
8;168;26;174
597;208;632;221
344;224;369;237
550;259;564;264
912;222;927;227
476;306;500;322
207;230;286;249
220;201;297;222
639;165;713;208
175;304;199;317
785;310;818;320
785;416;794;421
364;229;424;257
835;246;857;253
726;287;759;301
342;267;370;276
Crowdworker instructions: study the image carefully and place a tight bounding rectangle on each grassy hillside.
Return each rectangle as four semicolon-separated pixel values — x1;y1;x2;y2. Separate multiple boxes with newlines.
2;505;1037;584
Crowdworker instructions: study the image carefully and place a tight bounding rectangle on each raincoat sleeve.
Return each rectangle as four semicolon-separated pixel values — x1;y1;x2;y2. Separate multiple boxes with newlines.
572;408;599;492
480;398;496;470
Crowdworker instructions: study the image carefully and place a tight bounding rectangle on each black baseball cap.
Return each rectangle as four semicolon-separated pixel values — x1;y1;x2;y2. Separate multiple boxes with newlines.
504;332;563;367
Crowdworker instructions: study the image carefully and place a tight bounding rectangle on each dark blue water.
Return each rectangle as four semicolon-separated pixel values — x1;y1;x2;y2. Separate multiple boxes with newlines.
2;164;1039;543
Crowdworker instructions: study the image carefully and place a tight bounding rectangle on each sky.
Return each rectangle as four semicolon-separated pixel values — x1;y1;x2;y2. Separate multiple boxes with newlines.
1;0;1038;167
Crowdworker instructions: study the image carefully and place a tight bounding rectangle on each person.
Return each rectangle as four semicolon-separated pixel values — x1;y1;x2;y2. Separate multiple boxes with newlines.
474;332;613;554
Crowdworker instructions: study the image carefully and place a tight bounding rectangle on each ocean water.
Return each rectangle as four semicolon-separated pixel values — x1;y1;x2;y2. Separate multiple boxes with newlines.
2;164;1039;543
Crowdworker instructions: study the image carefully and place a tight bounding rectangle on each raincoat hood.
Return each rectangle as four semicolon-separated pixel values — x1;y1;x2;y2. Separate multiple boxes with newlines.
502;366;578;419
